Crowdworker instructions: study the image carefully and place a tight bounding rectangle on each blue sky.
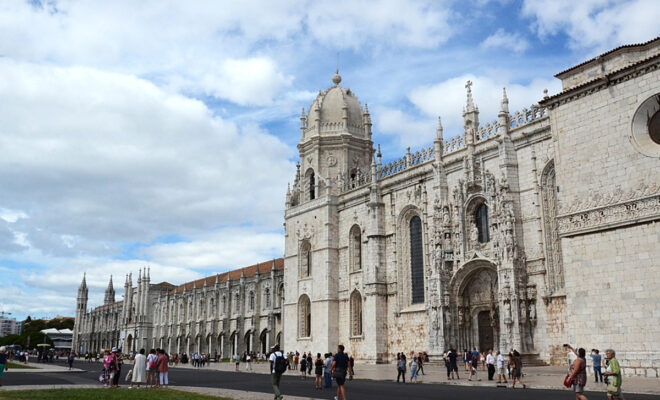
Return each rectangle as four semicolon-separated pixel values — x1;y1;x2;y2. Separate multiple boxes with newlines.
0;0;658;321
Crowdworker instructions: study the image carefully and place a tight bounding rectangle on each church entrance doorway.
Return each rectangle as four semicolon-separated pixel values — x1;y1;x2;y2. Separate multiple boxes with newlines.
478;310;494;351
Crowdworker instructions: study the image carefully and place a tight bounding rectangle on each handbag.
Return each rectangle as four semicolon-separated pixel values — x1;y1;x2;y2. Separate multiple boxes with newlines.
563;374;573;388
125;368;133;382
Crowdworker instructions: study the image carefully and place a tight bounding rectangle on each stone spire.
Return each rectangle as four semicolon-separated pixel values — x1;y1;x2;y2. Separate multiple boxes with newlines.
104;275;115;305
462;80;480;140
499;87;510;135
300;107;306;139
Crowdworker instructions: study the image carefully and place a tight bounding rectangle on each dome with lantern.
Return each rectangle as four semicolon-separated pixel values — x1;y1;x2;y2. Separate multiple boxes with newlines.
301;70;371;139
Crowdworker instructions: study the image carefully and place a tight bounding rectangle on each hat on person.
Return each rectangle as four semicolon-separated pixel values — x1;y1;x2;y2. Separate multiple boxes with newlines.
0;346;6;353
271;344;280;352
111;347;119;353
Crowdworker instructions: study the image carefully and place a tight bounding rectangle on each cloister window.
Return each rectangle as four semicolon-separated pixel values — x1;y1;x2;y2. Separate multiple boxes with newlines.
264;288;271;309
298;294;311;338
350;290;363;336
475;204;490;243
249;291;255;311
409;216;425;304
305;168;316;200
221;295;227;314
234;293;240;313
300;240;312;278
350;225;362;272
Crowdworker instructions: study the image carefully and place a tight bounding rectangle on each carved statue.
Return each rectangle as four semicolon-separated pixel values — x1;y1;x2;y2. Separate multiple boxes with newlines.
503;301;511;322
458;307;464;326
470;225;479;243
443;207;450;225
529;302;537;320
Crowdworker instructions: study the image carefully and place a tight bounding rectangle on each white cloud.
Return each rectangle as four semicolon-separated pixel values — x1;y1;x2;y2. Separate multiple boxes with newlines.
522;0;660;51
373;107;436;150
0;60;293;257
481;29;530;53
408;74;561;139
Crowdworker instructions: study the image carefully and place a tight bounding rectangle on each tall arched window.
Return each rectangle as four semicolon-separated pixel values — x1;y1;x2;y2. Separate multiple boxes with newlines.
264;288;271;309
234;293;240;313
300;240;312;278
249;291;255;311
305;168;316;200
475;204;490;243
298;294;311;338
409;216;425;304
350;290;363;336
350;225;362;272
541;161;564;293
209;298;215;318
221;295;227;314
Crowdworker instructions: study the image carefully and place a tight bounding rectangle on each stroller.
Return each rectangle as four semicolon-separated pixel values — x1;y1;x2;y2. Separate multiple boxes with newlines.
99;368;110;386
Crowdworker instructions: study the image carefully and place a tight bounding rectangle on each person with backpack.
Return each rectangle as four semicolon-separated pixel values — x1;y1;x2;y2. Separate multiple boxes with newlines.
146;349;158;388
269;344;287;400
331;344;349;400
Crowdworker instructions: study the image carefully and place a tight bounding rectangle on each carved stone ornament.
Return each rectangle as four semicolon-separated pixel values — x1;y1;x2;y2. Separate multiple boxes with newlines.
295;222;315;240
327;154;337;167
558;182;660;237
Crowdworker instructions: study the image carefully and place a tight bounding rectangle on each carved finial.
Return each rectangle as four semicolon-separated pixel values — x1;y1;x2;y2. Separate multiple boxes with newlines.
332;69;342;86
364;103;369;114
436;116;443;140
500;87;509;114
543;88;549;99
465;80;474;108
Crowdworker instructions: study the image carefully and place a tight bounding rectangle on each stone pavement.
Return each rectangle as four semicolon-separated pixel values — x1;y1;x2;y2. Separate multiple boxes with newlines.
3;362;84;373
170;360;660;395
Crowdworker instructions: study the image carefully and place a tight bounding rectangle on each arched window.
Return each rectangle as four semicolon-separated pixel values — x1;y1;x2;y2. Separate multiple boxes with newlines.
249;291;255;311
541;161;564;293
264;288;271;309
350;225;362;272
221;295;227;314
278;284;284;308
199;299;204;319
300;240;312;278
350;290;363;336
409;216;425;304
309;171;315;200
475;204;490;243
298;294;311;338
209;298;215;317
234;293;240;313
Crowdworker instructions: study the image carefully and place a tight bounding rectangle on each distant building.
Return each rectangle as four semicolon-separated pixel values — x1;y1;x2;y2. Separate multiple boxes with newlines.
72;258;284;358
0;316;21;337
40;328;73;349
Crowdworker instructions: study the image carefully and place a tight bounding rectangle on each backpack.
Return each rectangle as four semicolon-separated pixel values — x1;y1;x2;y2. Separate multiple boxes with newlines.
274;353;287;373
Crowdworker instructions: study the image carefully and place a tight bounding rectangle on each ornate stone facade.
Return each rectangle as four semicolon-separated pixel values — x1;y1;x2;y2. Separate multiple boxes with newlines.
72;259;284;358
283;38;660;376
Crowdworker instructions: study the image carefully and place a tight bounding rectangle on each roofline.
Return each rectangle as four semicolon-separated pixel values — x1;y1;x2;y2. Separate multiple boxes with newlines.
555;37;660;78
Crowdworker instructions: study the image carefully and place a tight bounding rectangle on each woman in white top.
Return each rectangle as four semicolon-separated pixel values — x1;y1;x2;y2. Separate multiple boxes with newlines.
130;348;147;388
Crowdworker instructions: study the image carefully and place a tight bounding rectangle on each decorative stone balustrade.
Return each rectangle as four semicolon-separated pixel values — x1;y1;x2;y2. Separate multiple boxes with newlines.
377;146;434;179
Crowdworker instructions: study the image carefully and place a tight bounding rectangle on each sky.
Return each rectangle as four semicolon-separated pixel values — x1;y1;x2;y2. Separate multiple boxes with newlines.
0;0;658;321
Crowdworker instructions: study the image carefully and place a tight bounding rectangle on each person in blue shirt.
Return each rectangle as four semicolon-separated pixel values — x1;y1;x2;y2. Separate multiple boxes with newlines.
591;349;603;383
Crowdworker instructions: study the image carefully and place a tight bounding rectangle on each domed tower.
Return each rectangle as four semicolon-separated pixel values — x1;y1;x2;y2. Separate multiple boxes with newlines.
292;70;373;203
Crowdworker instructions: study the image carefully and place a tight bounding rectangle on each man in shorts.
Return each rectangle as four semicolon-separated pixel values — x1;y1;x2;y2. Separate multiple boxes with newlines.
603;349;626;400
331;344;349;400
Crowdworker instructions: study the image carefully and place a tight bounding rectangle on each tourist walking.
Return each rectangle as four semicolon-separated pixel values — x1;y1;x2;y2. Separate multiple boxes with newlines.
591;349;603;383
129;348;147;389
111;348;123;388
324;352;333;388
0;346;8;387
234;353;240;371
314;353;324;390
331;344;349;400
300;353;308;379
67;351;75;370
269;344;287;400
348;354;354;380
510;350;526;389
146;349;158;388
565;345;587;399
448;348;459;380
409;356;419;383
463;349;470;371
156;349;169;388
469;350;480;381
496;351;507;384
396;353;406;383
486;349;495;381
603;349;626;400
246;352;253;372
307;353;313;376
417;353;425;376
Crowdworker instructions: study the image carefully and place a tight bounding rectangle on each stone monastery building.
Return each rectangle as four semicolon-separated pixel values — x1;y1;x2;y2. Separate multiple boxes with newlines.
74;38;660;375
